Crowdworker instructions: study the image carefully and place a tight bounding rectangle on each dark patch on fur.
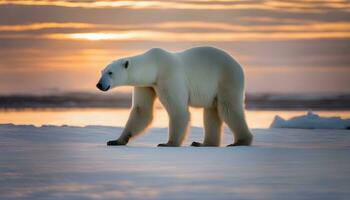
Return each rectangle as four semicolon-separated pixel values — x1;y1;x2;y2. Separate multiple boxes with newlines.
213;96;218;107
135;105;141;114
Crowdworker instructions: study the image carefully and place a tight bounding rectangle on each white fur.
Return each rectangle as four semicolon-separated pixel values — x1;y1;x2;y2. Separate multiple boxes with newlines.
97;46;253;147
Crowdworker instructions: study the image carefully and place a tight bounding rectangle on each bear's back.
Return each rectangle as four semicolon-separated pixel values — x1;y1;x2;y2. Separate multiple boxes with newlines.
174;47;242;107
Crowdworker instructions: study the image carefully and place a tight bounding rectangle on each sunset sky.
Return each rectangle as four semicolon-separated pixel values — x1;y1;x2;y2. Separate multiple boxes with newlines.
0;0;349;95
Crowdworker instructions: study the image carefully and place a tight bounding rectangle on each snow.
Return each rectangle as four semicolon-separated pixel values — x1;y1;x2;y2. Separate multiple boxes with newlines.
270;111;350;129
0;124;350;200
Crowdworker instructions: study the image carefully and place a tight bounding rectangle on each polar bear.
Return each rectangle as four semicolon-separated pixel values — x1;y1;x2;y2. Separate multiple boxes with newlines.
96;46;253;147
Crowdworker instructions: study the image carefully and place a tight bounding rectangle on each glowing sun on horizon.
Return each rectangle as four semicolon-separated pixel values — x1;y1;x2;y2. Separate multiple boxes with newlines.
68;33;131;41
51;31;160;41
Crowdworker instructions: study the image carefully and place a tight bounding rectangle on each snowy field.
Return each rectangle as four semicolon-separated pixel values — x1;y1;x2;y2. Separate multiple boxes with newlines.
1;124;350;200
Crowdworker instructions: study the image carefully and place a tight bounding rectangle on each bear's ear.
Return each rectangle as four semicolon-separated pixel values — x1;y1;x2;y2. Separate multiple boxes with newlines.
123;60;129;69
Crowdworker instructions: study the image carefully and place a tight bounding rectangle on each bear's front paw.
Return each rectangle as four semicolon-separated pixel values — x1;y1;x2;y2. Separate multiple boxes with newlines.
191;141;203;147
107;139;127;146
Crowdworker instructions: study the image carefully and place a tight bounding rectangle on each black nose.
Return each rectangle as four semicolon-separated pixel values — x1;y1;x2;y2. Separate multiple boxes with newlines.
96;83;102;90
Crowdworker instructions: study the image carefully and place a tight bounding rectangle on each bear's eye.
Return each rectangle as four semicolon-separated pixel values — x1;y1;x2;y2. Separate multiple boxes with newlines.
108;71;113;75
124;61;129;69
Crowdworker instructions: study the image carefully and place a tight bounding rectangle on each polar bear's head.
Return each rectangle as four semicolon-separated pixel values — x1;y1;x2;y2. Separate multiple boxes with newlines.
96;59;130;91
96;53;157;91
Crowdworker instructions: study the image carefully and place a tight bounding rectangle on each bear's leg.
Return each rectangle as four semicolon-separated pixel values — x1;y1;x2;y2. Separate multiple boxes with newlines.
191;107;223;147
107;87;156;146
157;108;190;147
156;87;190;147
218;100;253;146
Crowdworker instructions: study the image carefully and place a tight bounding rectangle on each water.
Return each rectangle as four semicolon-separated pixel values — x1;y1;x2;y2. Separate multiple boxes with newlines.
1;108;350;128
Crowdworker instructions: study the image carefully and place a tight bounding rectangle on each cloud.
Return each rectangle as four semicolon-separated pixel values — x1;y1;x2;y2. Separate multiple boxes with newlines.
44;31;350;42
3;21;350;32
0;0;349;12
0;22;94;31
0;1;349;94
1;21;350;42
1;30;349;42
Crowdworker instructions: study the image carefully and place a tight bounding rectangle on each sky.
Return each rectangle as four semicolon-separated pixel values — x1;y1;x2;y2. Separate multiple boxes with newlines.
0;0;350;95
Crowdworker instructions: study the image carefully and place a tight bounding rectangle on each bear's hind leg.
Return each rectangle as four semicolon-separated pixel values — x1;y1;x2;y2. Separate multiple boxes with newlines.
218;100;253;146
191;107;223;147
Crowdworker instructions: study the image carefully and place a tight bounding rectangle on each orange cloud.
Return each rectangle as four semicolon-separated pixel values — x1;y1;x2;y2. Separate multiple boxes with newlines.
2;21;350;32
154;21;350;32
0;23;94;31
0;0;270;10
43;30;350;42
1;20;350;42
0;0;348;12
